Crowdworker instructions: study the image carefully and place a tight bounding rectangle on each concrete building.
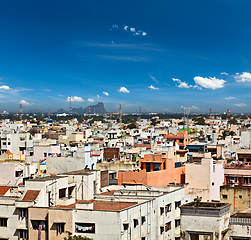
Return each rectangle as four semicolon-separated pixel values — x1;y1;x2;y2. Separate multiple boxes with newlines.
180;201;231;240
185;153;224;201
164;131;191;150
46;146;98;175
1;133;33;155
220;185;251;214
0;162;24;185
26;144;60;163
118;150;186;187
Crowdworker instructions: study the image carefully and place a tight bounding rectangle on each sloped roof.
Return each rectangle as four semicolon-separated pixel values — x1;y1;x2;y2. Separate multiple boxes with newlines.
0;186;10;196
22;190;40;201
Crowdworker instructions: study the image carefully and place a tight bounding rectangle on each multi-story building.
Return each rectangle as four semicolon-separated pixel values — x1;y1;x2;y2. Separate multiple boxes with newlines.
180;201;231;240
0;171;190;240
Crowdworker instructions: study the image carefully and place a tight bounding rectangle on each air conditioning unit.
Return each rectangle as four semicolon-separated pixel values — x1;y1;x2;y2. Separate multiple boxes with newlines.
229;179;235;184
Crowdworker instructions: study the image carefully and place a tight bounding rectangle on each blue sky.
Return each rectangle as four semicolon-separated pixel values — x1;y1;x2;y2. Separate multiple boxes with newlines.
1;0;251;113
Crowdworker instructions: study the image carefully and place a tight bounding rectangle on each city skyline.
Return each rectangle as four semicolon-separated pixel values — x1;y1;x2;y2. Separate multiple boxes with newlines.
1;0;251;113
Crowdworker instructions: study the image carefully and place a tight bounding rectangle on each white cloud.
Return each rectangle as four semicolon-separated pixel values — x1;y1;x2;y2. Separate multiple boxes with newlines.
0;85;11;90
225;96;235;100
67;96;84;102
191;106;200;111
221;72;229;76
97;94;100;98
194;76;226;90
233;103;247;107
172;78;192;88
113;24;118;29
148;85;159;90
118;87;130;93
193;85;202;90
149;75;158;84
122;26;147;36
234;72;251;82
88;98;95;102
20;100;32;106
103;91;109;96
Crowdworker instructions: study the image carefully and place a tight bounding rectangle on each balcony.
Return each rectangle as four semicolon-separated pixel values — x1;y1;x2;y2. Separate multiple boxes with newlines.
224;164;251;169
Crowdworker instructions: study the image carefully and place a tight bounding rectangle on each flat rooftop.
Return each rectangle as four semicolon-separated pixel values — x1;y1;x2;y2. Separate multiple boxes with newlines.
231;213;251;219
57;200;138;211
59;169;99;176
28;176;66;182
181;202;229;209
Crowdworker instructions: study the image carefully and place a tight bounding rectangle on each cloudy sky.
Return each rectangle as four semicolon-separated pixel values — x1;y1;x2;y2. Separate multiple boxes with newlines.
1;0;251;113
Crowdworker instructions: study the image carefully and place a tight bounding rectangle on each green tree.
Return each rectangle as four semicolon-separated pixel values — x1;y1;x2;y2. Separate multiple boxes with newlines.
127;123;137;129
122;117;135;124
88;117;106;125
64;231;93;240
193;117;207;125
228;118;237;125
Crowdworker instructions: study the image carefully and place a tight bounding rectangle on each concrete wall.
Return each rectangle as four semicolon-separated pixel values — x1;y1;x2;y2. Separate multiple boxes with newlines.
0;163;16;185
220;186;251;214
46;157;86;175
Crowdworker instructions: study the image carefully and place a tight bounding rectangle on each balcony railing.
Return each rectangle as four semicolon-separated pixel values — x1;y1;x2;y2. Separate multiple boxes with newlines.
224;164;251;169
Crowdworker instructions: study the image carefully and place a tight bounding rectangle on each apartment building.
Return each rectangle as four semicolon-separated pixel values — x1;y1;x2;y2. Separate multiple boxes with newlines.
1;133;33;155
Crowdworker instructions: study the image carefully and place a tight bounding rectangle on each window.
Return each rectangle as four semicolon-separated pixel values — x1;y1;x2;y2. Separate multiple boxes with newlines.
213;165;215;172
18;229;28;240
44;153;47;157
16;171;23;178
141;237;146;240
141;216;146;225
8;142;10;145
30;220;47;231
165;222;171;232
175;219;180;227
175;237;180;240
175;201;181;209
59;188;66;198
160;207;164;215
2;142;6;145
123;223;129;231
239;195;242;199
165;203;172;215
18;208;28;218
160;226;164;235
68;186;75;197
75;223;95;234
134;219;139;228
222;195;228;199
57;223;65;234
0;218;7;227
212;182;215;186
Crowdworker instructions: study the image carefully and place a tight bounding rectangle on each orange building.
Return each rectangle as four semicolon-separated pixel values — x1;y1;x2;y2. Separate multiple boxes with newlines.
164;131;190;150
118;153;185;187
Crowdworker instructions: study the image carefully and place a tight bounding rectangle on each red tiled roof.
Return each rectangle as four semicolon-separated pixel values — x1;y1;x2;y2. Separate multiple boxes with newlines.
22;190;40;201
93;201;137;211
56;199;138;211
0;186;10;196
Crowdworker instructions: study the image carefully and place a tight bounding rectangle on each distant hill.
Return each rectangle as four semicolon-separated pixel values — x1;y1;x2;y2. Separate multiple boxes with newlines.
24;102;106;115
72;102;106;114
